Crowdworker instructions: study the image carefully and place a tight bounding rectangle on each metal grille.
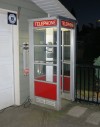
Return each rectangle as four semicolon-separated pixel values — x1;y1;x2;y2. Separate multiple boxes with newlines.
75;64;100;104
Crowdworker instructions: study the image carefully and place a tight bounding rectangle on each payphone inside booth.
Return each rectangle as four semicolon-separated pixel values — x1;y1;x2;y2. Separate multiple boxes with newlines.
29;16;76;110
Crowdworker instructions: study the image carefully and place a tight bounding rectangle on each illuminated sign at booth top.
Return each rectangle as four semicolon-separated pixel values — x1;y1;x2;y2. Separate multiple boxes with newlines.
34;19;57;27
34;19;74;28
61;20;74;29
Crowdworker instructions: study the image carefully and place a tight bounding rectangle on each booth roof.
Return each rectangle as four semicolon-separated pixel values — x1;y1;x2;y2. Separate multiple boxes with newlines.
31;0;76;20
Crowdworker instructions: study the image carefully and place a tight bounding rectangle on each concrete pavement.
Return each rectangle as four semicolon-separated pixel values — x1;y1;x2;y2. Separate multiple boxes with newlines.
0;101;100;127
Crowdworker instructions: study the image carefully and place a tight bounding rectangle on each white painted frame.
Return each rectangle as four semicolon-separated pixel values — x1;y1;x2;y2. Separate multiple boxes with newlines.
56;18;61;110
70;28;76;101
13;20;20;105
29;16;76;110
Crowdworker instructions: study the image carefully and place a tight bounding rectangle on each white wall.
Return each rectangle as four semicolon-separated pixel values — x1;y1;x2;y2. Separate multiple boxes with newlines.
0;0;47;104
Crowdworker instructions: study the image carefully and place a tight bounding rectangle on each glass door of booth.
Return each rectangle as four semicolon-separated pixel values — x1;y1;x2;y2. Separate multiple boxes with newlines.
61;28;71;100
54;28;71;100
33;27;58;108
34;28;71;104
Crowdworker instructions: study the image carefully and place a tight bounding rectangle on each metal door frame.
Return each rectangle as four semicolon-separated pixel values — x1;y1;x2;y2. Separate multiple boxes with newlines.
61;27;76;101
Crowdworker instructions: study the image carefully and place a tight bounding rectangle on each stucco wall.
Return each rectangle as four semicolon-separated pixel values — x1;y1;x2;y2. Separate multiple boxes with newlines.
0;0;47;104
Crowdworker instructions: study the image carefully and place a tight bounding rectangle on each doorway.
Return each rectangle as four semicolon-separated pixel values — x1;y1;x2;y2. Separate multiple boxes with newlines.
61;29;71;100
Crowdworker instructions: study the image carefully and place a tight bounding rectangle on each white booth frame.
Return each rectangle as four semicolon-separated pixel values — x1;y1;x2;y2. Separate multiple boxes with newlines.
29;16;76;110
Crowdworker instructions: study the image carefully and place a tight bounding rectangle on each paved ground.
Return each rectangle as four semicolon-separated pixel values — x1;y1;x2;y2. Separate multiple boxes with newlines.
0;101;100;127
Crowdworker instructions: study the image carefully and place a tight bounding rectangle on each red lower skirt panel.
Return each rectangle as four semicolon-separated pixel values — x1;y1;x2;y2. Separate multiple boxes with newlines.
35;81;57;100
34;75;70;100
61;76;70;91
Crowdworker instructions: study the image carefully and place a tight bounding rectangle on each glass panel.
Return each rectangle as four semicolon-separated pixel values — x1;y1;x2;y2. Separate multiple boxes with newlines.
34;28;57;45
34;64;46;77
34;64;57;83
61;28;70;45
54;30;62;45
34;47;57;63
34;47;46;62
46;28;57;46
34;27;57;64
34;29;46;45
64;47;70;60
54;30;57;44
64;64;70;76
63;31;70;45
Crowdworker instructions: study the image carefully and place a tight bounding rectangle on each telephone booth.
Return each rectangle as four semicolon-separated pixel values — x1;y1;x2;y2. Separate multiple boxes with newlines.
29;16;76;110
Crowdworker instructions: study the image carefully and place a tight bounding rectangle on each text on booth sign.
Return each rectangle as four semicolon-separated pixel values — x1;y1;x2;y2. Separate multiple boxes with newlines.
61;20;74;29
34;19;57;27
